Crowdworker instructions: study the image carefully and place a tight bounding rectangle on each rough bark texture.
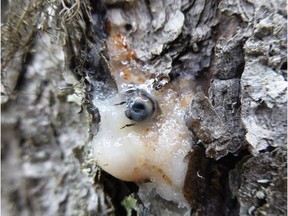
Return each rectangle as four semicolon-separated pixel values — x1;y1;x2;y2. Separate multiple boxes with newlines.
1;0;287;216
1;1;113;216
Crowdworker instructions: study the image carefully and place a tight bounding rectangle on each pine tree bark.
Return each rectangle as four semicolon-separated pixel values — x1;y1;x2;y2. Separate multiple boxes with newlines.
1;0;287;215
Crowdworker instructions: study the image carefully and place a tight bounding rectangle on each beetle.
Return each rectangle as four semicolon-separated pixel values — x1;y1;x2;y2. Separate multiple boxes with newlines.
124;88;158;122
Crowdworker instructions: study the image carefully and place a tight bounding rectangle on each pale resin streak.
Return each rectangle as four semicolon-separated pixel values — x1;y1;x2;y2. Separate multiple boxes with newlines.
92;33;194;205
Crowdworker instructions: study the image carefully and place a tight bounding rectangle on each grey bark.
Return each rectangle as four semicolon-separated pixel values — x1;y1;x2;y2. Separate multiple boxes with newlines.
1;0;287;216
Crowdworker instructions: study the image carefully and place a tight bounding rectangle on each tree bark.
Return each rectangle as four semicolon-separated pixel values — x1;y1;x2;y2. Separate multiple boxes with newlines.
1;0;287;216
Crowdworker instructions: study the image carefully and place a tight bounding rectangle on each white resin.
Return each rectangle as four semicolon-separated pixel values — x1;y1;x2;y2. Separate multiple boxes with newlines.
92;33;195;206
92;79;194;205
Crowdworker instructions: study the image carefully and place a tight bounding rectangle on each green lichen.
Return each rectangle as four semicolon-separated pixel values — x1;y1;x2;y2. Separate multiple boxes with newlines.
121;194;138;216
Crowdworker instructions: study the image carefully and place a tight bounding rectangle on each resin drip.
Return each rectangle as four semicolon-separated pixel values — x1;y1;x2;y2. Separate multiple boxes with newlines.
92;33;194;205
